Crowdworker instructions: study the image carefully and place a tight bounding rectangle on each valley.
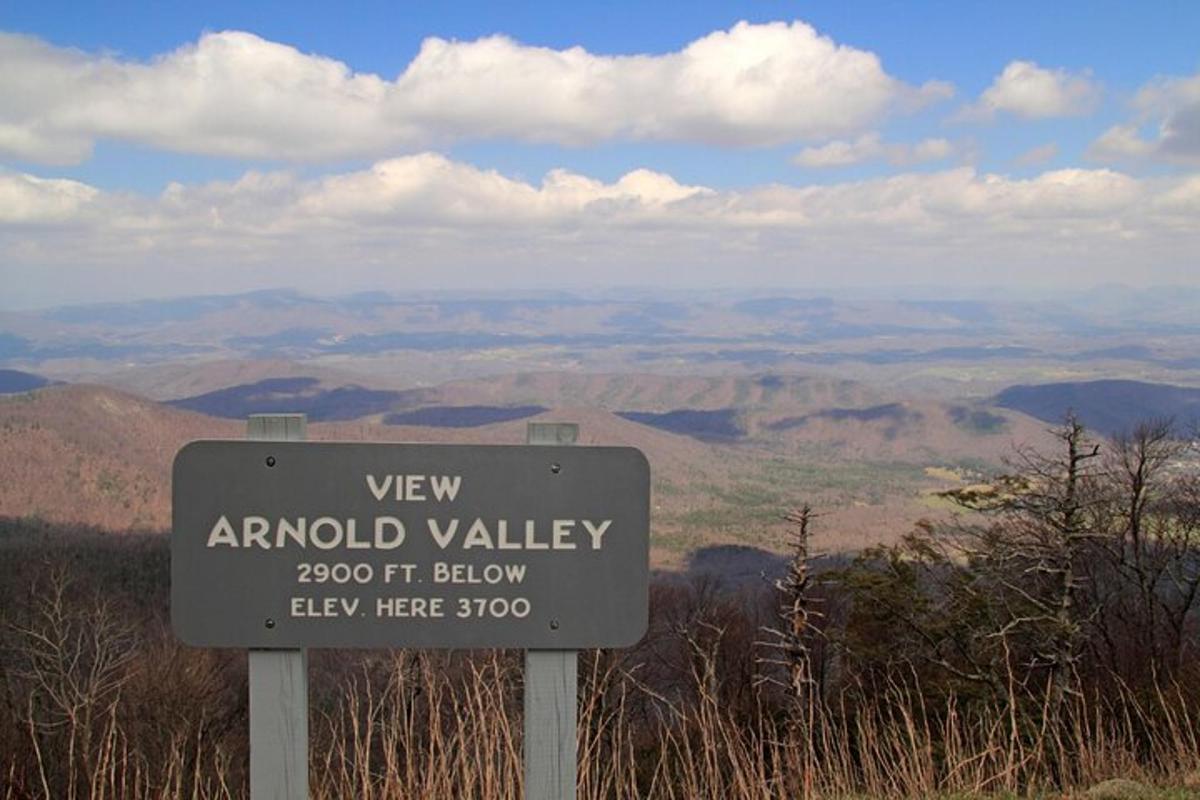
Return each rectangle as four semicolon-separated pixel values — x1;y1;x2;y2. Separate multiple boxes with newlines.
3;287;1198;571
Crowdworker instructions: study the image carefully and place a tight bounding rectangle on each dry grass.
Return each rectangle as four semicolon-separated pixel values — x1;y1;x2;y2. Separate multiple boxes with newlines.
4;642;1198;800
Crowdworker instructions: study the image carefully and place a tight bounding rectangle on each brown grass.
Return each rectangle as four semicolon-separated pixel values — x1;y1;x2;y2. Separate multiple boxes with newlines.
5;641;1198;800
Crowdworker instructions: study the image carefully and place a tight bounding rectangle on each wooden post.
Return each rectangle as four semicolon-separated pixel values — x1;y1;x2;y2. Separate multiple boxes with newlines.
247;414;309;800
524;422;579;800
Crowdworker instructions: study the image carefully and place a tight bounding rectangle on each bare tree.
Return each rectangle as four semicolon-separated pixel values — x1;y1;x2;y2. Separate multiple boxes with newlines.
943;414;1104;715
1099;420;1181;667
1117;420;1200;670
758;505;823;717
8;569;136;800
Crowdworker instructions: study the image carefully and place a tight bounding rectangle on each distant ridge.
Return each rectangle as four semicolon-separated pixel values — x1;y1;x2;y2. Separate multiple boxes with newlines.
767;403;920;430
167;376;424;421
383;405;547;428
0;369;54;394
617;409;743;441
994;379;1200;437
0;383;724;538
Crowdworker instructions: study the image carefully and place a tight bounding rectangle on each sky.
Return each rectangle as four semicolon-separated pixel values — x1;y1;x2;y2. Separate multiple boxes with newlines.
0;1;1197;308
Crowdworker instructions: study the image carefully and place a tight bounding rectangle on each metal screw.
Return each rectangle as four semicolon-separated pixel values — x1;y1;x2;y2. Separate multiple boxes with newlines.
264;618;276;629
549;618;560;630
265;456;276;467
550;463;561;474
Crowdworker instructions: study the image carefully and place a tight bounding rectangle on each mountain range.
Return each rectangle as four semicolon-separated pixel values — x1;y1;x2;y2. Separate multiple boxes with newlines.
6;367;1196;566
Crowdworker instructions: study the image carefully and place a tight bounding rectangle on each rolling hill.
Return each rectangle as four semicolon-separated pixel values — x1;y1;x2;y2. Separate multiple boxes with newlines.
995;379;1200;437
167;376;427;421
0;384;239;530
157;369;1047;460
0;371;1072;566
0;384;739;564
45;358;394;401
0;369;53;394
429;371;883;414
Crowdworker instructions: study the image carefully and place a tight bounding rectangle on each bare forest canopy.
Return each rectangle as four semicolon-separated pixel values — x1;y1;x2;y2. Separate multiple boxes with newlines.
2;415;1199;797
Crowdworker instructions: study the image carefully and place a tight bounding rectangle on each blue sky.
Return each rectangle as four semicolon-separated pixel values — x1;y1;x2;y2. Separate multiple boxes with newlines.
0;1;1197;306
6;0;1198;188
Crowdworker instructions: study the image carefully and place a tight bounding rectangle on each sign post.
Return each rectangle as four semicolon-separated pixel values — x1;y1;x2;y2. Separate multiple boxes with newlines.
171;420;649;798
246;414;309;800
524;422;579;800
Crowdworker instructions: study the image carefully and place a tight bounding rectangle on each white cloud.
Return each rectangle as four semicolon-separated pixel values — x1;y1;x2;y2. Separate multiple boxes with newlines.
1089;72;1200;165
792;134;885;167
792;133;957;168
0;31;399;163
0;157;1159;233
0;171;98;223
0;23;952;164
2;156;1196;298
295;154;712;224
961;60;1100;120
1090;125;1155;160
